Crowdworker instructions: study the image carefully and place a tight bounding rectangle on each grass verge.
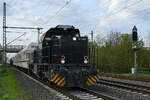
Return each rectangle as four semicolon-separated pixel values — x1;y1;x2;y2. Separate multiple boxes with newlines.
100;72;150;79
0;66;32;100
121;73;150;79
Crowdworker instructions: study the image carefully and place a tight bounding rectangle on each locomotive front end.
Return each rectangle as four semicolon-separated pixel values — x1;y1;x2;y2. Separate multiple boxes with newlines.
49;36;99;87
59;36;99;87
58;64;99;87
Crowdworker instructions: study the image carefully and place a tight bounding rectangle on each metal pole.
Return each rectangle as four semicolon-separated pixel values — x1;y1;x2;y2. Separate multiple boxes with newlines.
91;31;93;64
90;48;92;64
5;26;43;30
97;46;98;68
93;47;95;66
91;31;93;45
88;47;91;64
134;50;138;77
37;28;40;44
3;2;6;65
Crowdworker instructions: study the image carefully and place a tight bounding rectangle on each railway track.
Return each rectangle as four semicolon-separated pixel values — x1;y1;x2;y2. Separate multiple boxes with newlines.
63;87;117;100
98;78;150;95
12;66;116;100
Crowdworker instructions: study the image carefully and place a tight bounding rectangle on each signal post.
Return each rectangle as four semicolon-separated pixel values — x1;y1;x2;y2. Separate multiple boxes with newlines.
132;26;138;78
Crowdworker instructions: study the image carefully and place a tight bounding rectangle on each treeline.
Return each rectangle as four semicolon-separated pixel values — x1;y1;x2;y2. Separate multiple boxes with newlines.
90;32;150;73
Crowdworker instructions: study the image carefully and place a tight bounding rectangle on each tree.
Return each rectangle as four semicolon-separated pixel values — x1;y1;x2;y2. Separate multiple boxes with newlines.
95;32;141;73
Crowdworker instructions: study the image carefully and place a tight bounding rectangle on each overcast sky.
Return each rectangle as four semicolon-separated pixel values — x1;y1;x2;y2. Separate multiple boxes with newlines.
0;0;150;46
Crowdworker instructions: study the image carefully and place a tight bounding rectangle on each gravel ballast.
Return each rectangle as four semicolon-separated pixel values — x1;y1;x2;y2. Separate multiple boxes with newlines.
90;76;150;100
99;76;150;88
88;83;150;100
11;68;71;100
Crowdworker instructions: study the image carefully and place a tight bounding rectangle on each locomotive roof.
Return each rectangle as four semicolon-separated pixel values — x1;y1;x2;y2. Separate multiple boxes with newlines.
40;25;80;42
46;25;80;35
55;25;75;30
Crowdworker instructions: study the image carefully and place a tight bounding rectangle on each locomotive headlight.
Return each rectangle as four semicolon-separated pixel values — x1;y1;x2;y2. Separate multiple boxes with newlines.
84;56;88;64
73;37;77;41
61;56;65;64
84;59;88;64
61;60;65;64
97;69;100;73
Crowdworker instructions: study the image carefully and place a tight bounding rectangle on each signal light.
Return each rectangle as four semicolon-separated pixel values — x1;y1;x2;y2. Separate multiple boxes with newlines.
61;56;65;59
61;60;65;64
61;56;65;64
84;56;88;64
73;37;77;41
132;26;138;42
84;60;88;64
84;56;88;60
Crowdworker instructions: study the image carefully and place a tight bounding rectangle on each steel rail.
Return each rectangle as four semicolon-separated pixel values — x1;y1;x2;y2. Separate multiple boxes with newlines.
79;87;118;100
98;79;150;95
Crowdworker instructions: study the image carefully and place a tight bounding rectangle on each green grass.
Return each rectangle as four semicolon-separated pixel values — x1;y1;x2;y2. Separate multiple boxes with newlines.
121;73;150;79
100;72;150;79
0;66;31;100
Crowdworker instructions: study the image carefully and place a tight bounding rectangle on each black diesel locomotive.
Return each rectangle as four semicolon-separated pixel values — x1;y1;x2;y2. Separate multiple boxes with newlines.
13;25;99;87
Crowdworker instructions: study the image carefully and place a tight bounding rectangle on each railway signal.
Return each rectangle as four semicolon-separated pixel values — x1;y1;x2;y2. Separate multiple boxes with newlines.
132;25;138;78
132;26;138;42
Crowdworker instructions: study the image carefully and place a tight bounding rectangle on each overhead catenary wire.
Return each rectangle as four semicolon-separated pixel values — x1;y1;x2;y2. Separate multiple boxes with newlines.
7;32;26;45
97;0;146;31
101;0;144;21
133;6;150;25
43;0;71;25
